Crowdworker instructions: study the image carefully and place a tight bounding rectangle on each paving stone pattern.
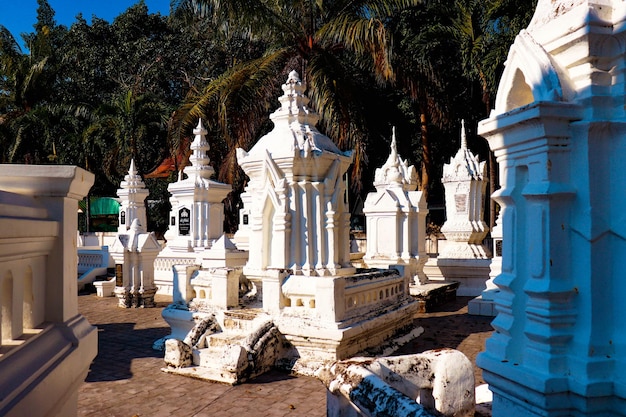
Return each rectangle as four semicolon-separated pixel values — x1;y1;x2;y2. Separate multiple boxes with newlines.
77;294;493;416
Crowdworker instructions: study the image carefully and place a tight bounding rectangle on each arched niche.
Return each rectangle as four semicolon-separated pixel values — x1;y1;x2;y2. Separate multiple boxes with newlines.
493;30;575;115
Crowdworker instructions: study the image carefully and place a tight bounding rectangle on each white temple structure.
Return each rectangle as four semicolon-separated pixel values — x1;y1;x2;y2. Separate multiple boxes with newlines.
116;159;148;233
164;119;232;251
235;70;418;359
478;0;626;415
155;120;232;294
236;70;354;282
111;219;161;308
162;72;419;383
425;121;491;296
362;127;429;287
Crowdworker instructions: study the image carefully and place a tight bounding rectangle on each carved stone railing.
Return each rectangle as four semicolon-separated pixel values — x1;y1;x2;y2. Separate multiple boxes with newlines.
0;165;97;417
282;268;408;326
153;252;198;295
77;246;111;290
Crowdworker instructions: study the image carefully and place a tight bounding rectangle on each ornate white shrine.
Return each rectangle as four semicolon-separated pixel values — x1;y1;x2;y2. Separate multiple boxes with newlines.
164;119;232;251
425;121;491;296
477;1;626;415
162;72;419;383
155;120;232;294
236;70;354;281
117;159;148;233
362;128;428;286
111;219;161;307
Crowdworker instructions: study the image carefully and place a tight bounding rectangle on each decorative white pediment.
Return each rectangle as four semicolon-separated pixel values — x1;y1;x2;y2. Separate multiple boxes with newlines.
373;127;418;192
493;30;575;115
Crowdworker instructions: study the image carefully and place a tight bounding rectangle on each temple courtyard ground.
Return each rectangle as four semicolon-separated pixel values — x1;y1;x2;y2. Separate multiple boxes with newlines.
77;293;493;417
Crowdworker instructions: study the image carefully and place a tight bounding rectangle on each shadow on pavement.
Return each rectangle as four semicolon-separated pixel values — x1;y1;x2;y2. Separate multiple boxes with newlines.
85;323;169;382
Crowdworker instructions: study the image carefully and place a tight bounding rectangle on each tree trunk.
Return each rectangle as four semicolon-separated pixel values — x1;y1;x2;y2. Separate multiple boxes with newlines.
418;102;431;203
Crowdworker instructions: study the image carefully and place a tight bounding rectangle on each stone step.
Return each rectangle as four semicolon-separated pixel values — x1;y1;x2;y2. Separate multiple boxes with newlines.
191;344;249;385
179;348;241;384
205;332;246;348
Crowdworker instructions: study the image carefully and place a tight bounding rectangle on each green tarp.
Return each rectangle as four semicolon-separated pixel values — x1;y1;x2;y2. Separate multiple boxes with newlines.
78;197;120;215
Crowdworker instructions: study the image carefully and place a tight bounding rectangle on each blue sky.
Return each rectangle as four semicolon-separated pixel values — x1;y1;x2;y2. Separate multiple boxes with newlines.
0;0;171;48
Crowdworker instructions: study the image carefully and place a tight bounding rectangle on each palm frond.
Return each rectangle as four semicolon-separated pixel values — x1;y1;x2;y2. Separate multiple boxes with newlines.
168;47;293;162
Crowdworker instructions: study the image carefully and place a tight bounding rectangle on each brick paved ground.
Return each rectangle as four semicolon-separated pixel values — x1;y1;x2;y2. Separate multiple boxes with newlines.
77;293;493;417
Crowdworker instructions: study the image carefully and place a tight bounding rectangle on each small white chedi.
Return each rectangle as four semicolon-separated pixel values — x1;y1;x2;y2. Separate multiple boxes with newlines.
236;69;354;282
440;120;489;256
478;0;626;415
154;120;232;294
111;218;161;308
116;158;149;233
362;128;429;286
162;71;419;383
424;121;491;297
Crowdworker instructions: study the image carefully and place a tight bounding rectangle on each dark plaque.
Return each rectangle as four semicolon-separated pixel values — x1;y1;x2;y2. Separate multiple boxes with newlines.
243;214;249;225
170;216;176;226
495;239;503;257
178;207;191;235
120;210;126;225
115;264;123;287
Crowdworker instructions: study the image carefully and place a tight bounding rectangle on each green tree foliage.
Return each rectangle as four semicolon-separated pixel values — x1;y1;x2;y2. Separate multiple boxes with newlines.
168;0;421;192
0;0;537;234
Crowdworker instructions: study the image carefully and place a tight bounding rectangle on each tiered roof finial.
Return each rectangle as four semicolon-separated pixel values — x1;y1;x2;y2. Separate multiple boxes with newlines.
183;119;215;180
373;127;418;191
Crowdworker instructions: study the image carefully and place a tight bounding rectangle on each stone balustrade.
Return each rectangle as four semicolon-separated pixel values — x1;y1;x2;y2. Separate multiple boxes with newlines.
342;271;406;320
77;246;111;290
154;253;198;294
0;193;56;354
281;268;407;326
0;165;97;417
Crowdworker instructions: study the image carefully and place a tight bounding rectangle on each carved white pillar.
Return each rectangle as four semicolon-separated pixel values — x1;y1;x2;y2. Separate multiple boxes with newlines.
476;1;626;414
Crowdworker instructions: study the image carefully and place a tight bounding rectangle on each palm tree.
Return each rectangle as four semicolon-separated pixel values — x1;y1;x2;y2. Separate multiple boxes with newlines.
169;0;420;191
431;0;536;228
0;25;52;162
392;4;463;203
82;90;167;184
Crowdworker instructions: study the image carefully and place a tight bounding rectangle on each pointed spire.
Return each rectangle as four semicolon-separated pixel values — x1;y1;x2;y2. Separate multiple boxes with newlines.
443;120;485;181
461;119;467;150
373;127;418;191
129;158;137;176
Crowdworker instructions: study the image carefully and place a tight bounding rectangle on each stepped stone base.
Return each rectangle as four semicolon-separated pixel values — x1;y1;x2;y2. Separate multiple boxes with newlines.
468;295;497;317
277;299;420;365
410;281;459;312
